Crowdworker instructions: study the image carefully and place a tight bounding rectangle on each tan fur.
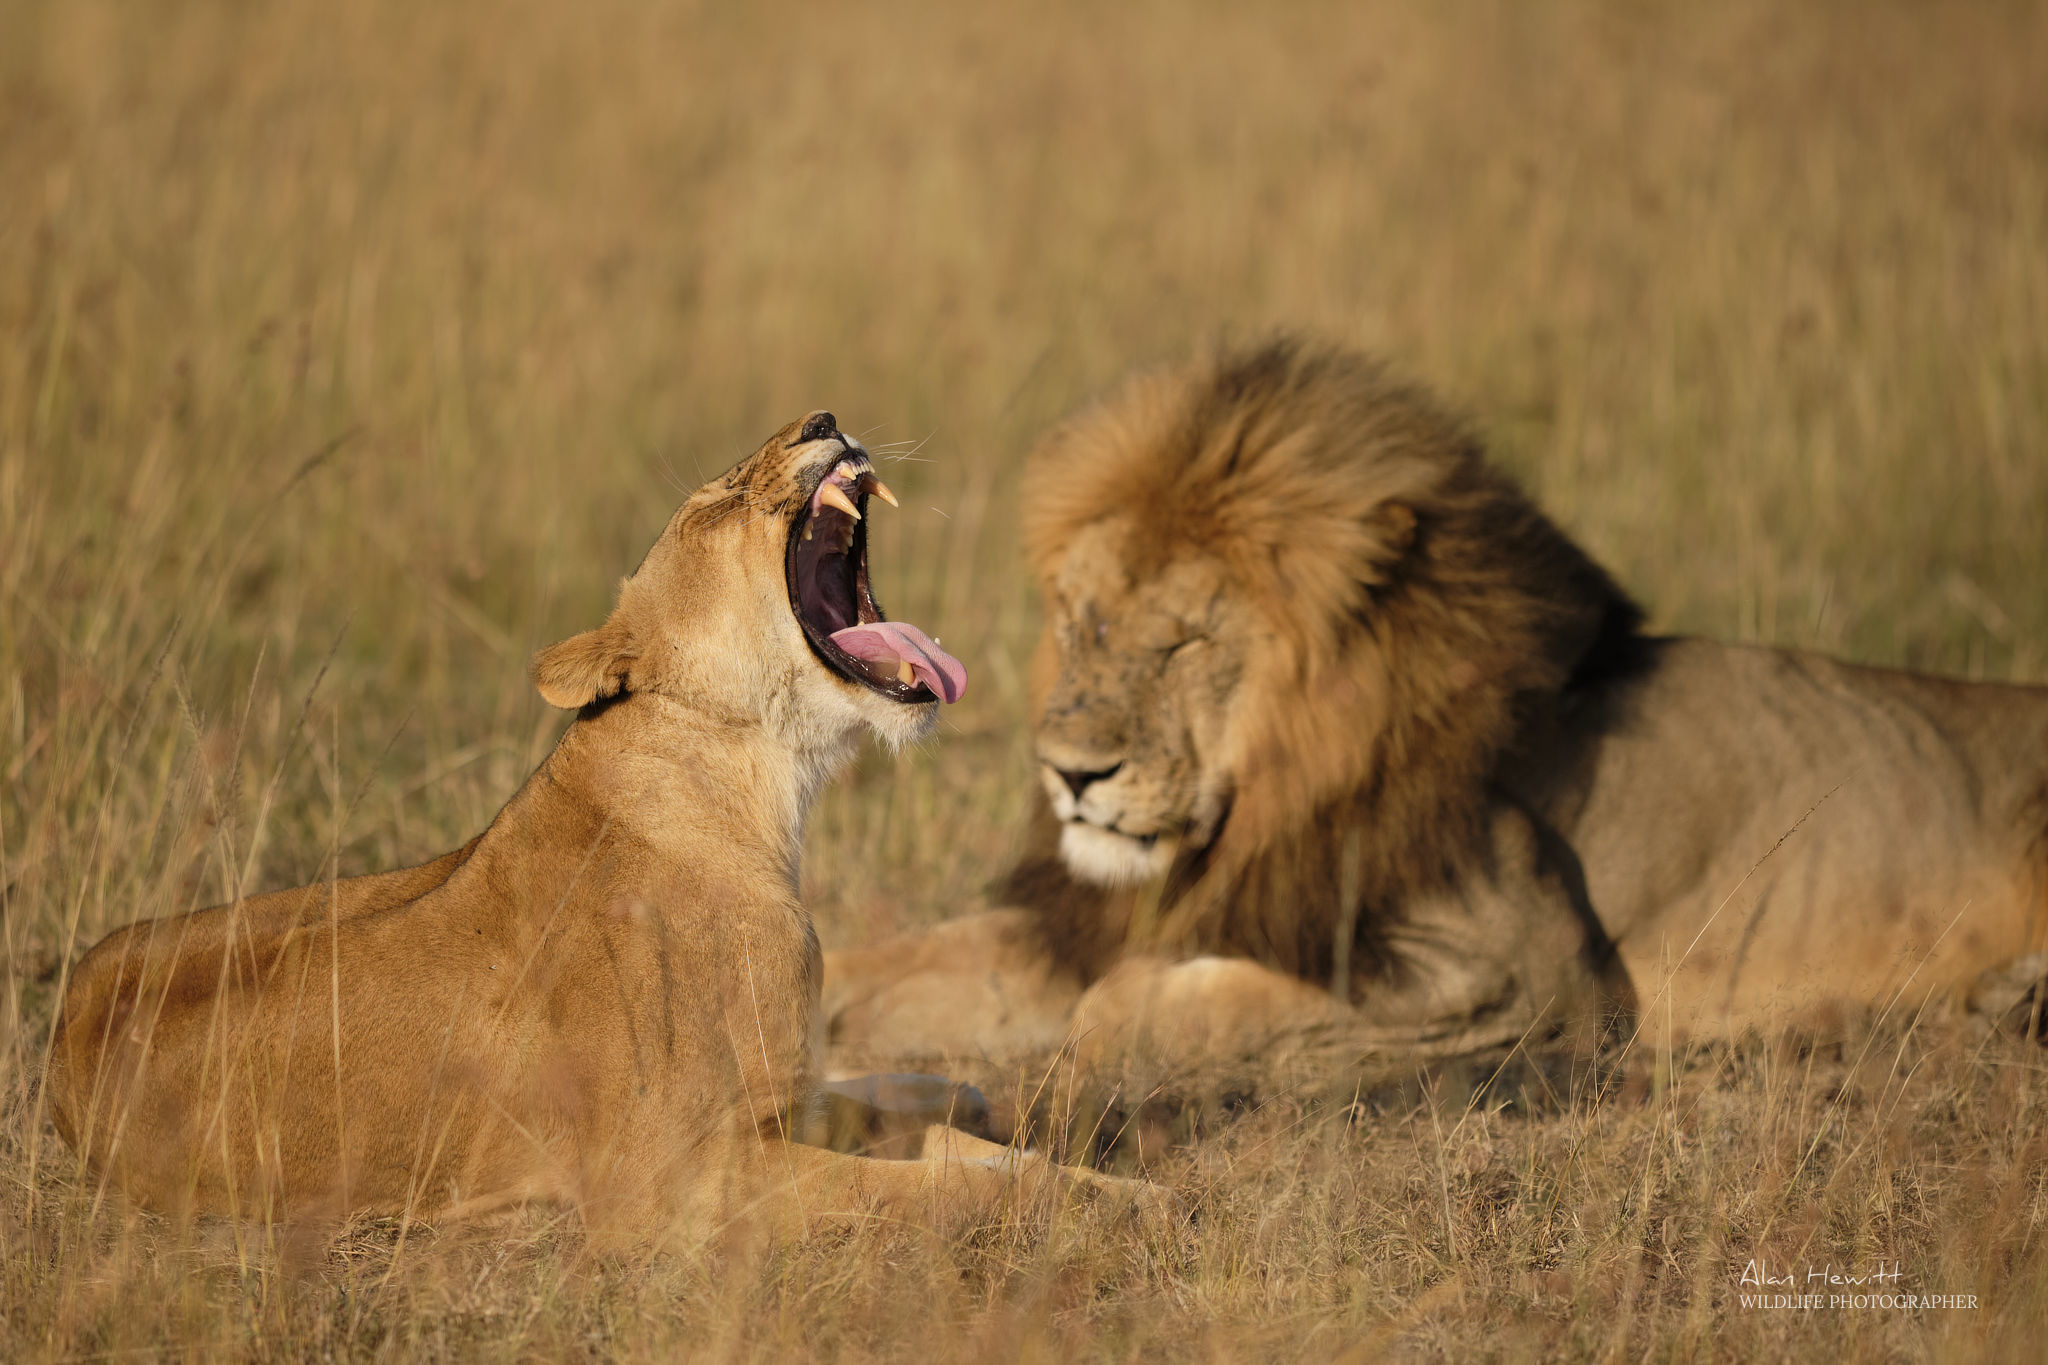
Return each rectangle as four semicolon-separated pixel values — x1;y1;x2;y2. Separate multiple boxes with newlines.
824;340;2048;1082
47;413;1158;1242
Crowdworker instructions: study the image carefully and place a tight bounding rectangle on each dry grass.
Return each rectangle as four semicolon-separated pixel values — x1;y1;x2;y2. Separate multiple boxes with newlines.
4;0;2046;1358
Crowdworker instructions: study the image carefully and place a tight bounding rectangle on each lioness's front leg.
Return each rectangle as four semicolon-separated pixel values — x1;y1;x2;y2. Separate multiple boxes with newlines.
705;1127;1175;1243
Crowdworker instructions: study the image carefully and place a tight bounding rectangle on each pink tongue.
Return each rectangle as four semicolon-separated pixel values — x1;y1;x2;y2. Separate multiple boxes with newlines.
829;621;968;703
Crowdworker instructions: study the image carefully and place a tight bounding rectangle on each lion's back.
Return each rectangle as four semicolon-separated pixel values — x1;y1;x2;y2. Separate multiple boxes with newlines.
1518;636;2048;1033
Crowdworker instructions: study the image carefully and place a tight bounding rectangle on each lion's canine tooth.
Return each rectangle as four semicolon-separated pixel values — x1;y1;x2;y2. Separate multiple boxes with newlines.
818;482;861;520
897;659;916;686
858;473;899;508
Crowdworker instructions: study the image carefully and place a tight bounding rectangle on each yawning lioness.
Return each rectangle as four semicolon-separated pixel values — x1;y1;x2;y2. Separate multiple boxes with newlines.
47;411;1129;1243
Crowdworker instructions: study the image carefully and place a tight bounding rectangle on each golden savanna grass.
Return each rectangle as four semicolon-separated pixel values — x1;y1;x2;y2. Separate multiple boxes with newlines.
4;0;2046;1358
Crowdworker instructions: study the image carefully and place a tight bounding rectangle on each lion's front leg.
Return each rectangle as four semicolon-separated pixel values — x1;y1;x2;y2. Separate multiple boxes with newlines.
1348;802;1634;1055
1068;955;1355;1075
1060;805;1629;1088
820;908;1087;1071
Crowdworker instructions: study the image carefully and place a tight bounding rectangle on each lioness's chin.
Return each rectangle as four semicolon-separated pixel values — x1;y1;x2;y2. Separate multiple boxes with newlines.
858;694;940;749
1059;822;1176;887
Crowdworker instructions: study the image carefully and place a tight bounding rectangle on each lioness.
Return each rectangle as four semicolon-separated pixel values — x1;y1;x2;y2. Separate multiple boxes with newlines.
824;341;2048;1086
47;411;1130;1241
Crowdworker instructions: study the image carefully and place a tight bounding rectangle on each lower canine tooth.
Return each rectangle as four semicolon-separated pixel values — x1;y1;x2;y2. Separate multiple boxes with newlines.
896;659;915;686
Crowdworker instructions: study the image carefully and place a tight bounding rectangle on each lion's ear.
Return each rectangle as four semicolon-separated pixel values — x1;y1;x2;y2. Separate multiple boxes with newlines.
1359;501;1419;582
532;616;638;710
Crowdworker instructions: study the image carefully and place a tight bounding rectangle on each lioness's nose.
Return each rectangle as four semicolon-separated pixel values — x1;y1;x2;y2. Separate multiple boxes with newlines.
795;411;839;445
1054;762;1122;799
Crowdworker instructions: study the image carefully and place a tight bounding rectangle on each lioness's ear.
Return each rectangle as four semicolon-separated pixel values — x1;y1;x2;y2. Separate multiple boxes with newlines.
532;616;637;709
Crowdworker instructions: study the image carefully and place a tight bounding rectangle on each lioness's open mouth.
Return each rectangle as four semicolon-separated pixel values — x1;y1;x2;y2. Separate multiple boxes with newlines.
786;434;967;705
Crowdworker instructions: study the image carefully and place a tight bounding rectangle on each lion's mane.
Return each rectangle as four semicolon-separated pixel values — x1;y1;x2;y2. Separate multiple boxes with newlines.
1003;338;1644;992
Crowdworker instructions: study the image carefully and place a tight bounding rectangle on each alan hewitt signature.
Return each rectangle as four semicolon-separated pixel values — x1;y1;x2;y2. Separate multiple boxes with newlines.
1736;1260;1978;1311
1740;1260;1904;1289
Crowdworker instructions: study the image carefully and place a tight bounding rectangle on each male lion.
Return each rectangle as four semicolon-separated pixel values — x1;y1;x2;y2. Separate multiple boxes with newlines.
47;411;1140;1242
824;341;2048;1089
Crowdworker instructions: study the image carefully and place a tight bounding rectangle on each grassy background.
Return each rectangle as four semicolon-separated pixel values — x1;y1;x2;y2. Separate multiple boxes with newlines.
3;0;2045;1358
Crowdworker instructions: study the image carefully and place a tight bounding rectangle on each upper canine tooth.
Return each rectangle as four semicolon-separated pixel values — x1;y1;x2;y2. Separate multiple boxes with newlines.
818;482;861;520
858;473;899;507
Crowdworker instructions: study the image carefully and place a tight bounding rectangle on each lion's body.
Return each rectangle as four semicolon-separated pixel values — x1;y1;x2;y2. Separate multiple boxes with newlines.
822;343;2048;1085
49;413;1150;1241
1511;637;2048;1037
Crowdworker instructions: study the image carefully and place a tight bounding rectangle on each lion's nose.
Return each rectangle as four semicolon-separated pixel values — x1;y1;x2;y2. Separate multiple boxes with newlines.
1054;762;1122;800
796;411;839;445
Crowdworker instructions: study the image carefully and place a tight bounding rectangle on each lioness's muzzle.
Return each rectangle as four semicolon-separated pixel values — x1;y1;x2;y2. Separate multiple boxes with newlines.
785;421;965;704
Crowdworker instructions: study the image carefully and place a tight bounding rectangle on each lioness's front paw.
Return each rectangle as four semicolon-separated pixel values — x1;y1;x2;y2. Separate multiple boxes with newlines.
918;1124;1182;1230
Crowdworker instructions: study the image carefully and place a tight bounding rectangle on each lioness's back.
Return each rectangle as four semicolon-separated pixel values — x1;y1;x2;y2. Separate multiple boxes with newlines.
47;840;479;1155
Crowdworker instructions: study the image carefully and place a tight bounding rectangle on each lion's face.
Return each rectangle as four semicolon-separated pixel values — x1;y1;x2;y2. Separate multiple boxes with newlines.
533;412;965;754
1033;518;1251;886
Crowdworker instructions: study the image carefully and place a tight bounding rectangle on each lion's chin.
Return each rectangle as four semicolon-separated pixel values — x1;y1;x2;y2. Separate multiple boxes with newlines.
1058;822;1177;887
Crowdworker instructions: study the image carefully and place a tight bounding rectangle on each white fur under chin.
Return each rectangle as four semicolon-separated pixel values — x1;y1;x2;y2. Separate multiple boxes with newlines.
859;693;939;750
792;659;938;747
1059;822;1175;887
781;665;938;814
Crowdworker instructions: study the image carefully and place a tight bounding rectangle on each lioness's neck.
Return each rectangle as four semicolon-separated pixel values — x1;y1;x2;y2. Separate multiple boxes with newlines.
529;689;850;891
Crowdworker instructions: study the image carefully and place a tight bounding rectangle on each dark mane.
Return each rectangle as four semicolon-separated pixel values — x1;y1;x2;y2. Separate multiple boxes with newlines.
1004;338;1642;991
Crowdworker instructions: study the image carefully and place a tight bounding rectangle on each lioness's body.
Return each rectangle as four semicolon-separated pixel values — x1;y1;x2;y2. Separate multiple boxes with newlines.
823;343;2048;1086
52;702;821;1226
50;412;1136;1238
